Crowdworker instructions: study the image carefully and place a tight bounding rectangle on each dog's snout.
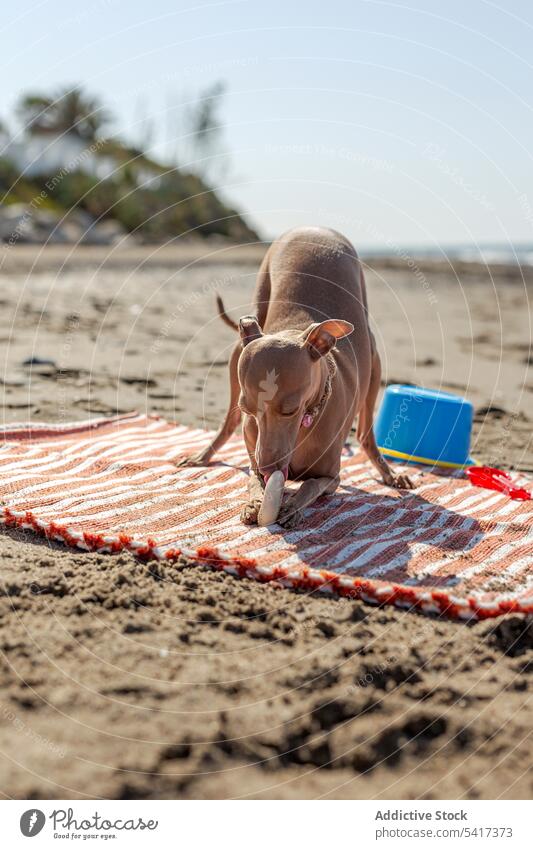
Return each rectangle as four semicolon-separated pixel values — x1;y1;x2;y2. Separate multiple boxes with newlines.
259;463;289;483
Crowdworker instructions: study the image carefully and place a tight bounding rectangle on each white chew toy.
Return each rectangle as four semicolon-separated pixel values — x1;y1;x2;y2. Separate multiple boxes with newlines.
257;470;285;526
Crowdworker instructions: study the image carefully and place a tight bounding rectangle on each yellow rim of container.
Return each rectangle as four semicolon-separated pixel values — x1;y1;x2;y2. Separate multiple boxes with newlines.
378;446;479;470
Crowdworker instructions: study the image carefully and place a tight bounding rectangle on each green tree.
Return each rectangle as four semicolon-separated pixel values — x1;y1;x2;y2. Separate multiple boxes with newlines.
179;82;228;181
0;117;9;143
15;87;112;141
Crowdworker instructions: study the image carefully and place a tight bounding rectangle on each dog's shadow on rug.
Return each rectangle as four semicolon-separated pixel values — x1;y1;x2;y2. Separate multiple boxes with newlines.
272;485;484;590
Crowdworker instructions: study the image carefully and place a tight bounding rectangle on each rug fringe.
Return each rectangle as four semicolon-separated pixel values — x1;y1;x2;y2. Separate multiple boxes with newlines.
3;506;531;621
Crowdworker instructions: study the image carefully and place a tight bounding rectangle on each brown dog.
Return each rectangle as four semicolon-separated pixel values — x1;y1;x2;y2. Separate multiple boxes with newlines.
180;226;413;527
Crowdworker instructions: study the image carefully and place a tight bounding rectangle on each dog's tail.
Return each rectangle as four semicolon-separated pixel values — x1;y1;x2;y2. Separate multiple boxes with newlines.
216;294;239;331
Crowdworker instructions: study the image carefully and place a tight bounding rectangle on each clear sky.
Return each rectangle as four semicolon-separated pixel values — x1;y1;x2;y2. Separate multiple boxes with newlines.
2;0;533;248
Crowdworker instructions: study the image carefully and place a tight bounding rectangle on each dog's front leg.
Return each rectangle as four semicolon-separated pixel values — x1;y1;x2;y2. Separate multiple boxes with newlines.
240;414;265;524
240;470;265;525
278;475;340;530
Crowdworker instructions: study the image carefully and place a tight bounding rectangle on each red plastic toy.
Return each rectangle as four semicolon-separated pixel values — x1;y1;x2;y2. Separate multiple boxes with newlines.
467;466;531;501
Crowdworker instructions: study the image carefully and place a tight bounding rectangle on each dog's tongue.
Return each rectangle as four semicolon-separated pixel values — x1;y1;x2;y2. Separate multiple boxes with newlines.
263;467;288;485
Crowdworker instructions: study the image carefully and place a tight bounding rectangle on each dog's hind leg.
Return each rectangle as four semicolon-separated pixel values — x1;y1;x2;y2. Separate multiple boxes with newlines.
177;343;242;467
357;342;414;489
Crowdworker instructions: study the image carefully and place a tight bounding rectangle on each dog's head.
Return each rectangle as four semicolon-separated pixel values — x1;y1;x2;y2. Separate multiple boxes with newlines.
237;316;353;480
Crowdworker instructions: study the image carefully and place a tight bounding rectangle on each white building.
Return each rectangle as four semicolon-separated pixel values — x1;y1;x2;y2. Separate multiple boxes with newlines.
3;132;117;180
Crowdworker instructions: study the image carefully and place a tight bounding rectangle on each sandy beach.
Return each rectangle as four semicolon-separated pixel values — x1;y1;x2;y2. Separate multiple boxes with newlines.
0;243;531;800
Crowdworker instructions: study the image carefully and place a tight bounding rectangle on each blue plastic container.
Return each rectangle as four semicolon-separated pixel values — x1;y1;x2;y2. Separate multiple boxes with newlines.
374;384;474;469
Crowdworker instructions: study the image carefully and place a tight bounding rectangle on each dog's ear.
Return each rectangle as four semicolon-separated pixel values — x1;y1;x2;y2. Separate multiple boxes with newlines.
302;319;354;359
239;315;263;346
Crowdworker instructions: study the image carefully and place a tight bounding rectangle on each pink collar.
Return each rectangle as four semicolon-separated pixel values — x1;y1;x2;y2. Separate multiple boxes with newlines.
300;364;335;428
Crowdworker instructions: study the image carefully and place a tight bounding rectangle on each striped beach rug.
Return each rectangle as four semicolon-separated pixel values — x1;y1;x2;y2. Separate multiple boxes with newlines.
0;413;531;620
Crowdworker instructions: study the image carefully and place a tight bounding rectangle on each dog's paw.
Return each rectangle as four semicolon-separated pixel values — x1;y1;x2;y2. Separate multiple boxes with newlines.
176;452;208;468
240;499;262;525
385;472;415;490
277;502;305;529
